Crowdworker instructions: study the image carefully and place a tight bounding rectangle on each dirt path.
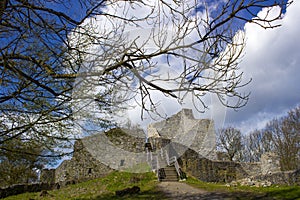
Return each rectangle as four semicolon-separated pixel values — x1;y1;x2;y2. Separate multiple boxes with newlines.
157;182;206;197
156;182;270;200
157;182;229;200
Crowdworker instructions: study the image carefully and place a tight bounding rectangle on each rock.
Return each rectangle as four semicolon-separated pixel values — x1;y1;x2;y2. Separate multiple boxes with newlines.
129;177;141;183
40;190;50;197
227;178;273;187
115;186;140;197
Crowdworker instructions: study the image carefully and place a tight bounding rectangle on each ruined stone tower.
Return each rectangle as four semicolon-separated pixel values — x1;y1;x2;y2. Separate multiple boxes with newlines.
147;109;217;160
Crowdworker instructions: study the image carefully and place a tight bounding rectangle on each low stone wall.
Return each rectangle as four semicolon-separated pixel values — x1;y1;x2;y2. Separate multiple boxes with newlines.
179;145;300;185
239;162;261;177
0;183;57;199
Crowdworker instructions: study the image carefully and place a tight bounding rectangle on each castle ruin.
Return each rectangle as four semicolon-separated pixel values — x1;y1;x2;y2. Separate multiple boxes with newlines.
41;109;299;186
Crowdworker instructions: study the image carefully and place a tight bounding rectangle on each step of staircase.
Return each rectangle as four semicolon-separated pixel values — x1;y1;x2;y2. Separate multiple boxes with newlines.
159;166;178;182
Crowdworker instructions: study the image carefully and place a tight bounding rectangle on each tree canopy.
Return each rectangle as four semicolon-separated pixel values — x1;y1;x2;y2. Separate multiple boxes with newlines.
0;136;44;186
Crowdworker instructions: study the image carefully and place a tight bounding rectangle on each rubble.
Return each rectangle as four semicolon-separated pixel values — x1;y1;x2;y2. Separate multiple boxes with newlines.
226;177;272;187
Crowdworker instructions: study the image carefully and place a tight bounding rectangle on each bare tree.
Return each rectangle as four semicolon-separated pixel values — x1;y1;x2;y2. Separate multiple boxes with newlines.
217;127;243;161
0;0;290;157
241;106;299;167
243;129;274;162
265;106;300;170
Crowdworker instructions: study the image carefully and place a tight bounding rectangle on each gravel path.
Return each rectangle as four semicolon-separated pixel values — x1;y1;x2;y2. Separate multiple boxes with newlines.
157;182;207;197
157;182;230;200
156;182;270;200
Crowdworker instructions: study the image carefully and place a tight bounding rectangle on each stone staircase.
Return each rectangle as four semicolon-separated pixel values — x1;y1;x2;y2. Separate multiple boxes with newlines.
159;165;178;182
146;142;186;182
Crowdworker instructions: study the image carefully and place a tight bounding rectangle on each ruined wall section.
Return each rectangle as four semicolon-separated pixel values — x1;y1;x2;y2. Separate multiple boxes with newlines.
55;140;113;184
104;128;146;153
81;128;147;172
53;128;147;184
40;169;55;184
239;162;261;177
178;145;249;183
148;109;216;160
260;152;281;175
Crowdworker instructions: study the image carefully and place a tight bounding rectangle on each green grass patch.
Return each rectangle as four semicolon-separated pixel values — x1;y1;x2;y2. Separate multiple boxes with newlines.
186;175;300;200
2;171;166;200
124;162;152;173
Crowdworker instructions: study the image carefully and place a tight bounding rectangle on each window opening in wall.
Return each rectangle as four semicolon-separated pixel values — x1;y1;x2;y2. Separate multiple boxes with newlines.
88;168;92;174
145;142;152;151
64;170;69;178
120;159;125;166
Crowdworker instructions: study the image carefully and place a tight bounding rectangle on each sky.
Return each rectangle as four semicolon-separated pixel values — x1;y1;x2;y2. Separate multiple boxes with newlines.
115;0;300;135
223;0;300;133
73;0;300;136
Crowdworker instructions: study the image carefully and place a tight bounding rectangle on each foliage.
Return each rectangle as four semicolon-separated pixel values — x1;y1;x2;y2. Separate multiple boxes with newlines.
264;106;300;170
0;136;44;187
216;105;300;168
242;129;274;162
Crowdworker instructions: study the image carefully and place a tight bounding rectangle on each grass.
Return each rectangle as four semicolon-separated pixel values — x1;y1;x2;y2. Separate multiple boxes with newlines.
3;172;300;200
186;175;300;200
2;171;166;200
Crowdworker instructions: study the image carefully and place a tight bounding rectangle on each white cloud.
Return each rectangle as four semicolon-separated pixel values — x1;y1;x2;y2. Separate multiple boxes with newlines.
224;0;300;134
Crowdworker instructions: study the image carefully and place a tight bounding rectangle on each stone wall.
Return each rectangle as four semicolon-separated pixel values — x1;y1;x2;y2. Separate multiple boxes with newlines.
179;146;299;185
46;128;147;184
147;109;216;160
178;145;299;184
254;169;300;185
147;137;171;151
177;143;249;183
55;140;113;185
260;152;281;175
239;162;261;177
81;128;147;172
40;169;55;184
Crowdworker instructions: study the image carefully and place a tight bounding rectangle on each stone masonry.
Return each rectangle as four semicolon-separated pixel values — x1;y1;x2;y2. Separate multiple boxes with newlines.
260;152;281;175
148;109;216;160
42;128;147;184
